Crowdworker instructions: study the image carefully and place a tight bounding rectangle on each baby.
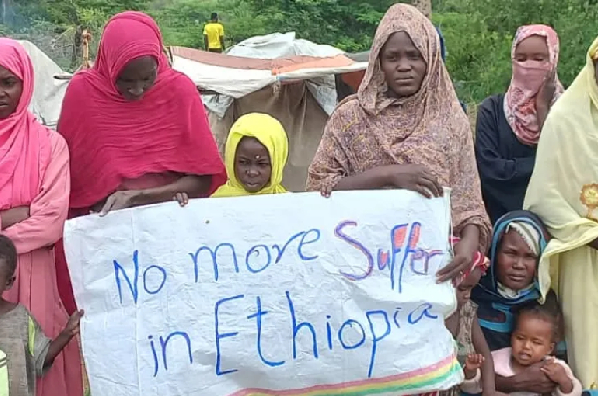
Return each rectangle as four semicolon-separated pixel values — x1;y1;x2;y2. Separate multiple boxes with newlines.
492;297;582;396
0;235;83;395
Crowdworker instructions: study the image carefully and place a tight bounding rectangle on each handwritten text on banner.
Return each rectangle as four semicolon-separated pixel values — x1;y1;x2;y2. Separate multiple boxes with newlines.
64;190;461;396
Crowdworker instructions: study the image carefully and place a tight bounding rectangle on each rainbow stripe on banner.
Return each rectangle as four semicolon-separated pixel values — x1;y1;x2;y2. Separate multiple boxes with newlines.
229;354;461;396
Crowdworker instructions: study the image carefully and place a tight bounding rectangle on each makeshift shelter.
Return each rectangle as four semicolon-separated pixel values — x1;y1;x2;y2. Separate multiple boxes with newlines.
171;32;368;191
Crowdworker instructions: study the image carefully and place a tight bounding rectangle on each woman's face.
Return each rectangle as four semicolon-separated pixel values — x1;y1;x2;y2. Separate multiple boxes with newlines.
0;65;22;119
234;137;272;193
116;55;158;101
514;35;550;63
496;229;538;290
380;31;427;98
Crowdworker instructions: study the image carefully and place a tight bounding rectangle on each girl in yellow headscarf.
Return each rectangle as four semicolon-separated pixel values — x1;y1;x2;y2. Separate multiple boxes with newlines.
524;38;598;390
210;113;289;198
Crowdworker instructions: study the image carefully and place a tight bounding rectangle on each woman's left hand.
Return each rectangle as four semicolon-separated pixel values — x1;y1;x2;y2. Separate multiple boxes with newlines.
437;236;478;283
536;70;556;110
99;191;141;216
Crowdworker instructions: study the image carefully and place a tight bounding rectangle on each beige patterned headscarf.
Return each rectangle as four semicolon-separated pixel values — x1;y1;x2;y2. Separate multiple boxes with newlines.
358;3;462;120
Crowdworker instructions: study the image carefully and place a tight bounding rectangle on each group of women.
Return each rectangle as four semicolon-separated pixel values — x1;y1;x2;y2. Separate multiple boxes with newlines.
0;3;596;396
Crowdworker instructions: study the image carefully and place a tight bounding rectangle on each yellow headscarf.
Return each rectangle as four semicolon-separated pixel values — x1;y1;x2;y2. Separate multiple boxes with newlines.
524;36;598;302
590;38;598;61
211;113;289;198
523;38;598;388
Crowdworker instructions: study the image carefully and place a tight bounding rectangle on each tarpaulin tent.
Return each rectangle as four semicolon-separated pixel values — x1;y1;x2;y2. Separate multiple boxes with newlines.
173;32;368;191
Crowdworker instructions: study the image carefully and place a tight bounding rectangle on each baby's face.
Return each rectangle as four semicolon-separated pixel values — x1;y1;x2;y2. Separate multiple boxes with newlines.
511;314;554;366
496;230;538;290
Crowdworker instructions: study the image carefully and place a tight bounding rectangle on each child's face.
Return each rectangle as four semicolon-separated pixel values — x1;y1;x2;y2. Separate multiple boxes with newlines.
496;229;537;290
456;268;482;306
511;313;555;366
0;260;14;295
234;137;272;193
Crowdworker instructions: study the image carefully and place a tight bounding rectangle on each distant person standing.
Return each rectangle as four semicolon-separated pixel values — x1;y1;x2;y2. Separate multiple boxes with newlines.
203;13;225;53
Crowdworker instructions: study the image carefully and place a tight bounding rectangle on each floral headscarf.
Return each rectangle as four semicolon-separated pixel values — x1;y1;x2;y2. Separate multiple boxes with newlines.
504;24;564;146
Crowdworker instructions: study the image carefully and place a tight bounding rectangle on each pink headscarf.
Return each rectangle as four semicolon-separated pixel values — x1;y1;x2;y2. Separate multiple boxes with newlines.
57;11;226;209
0;38;52;209
504;24;564;146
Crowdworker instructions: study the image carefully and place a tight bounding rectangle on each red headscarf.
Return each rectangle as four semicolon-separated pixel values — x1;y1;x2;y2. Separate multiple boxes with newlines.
57;11;226;209
0;38;52;209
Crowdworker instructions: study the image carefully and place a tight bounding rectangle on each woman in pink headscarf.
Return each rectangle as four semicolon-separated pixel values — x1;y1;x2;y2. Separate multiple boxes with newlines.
475;25;564;225
0;39;82;396
55;12;226;314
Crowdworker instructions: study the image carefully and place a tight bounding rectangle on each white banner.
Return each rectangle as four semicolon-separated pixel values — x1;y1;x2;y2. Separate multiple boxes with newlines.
64;190;461;396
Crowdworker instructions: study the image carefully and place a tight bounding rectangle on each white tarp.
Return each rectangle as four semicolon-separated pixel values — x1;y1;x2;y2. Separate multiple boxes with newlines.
19;40;69;129
194;32;357;118
64;190;462;396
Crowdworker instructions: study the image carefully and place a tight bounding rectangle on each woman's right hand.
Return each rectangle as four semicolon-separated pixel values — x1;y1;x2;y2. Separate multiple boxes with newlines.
381;164;443;198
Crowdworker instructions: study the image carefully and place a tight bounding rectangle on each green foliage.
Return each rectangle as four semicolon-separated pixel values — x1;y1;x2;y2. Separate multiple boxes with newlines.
433;0;597;102
6;0;598;102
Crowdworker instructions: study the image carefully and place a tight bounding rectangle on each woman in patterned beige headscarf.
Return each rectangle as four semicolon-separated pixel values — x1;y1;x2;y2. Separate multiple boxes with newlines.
307;4;491;281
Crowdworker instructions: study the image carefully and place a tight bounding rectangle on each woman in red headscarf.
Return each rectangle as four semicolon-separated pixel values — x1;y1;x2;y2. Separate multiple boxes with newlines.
55;12;226;314
0;38;82;396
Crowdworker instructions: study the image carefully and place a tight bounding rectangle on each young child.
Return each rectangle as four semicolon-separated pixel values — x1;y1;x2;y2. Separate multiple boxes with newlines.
443;242;496;396
492;297;582;396
0;235;83;396
174;113;289;204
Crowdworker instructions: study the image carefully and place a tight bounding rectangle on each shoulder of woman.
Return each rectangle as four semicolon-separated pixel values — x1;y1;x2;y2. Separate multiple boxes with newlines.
479;94;504;113
61;72;95;106
327;96;362;133
47;129;68;155
170;71;199;93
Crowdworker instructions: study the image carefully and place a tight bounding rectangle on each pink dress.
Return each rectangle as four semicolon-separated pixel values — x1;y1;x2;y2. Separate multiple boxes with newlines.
1;131;83;396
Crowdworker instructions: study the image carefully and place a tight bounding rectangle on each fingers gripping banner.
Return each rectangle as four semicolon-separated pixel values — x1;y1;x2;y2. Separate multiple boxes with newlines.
63;190;462;396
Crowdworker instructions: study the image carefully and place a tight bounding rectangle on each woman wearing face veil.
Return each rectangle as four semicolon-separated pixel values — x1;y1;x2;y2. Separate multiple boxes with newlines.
475;25;564;225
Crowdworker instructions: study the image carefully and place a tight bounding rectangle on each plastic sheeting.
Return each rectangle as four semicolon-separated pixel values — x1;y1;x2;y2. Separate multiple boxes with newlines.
19;40;69;129
196;32;350;118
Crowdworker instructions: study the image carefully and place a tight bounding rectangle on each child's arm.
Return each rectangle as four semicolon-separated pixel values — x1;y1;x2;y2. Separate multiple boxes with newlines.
472;317;496;396
44;310;83;369
542;359;583;396
460;354;483;394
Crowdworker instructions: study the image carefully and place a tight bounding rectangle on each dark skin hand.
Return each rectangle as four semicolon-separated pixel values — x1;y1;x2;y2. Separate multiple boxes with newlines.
44;310;84;369
0;206;30;230
95;175;212;216
325;164;443;198
438;224;480;283
535;69;556;130
541;360;574;394
495;360;556;393
324;164;477;283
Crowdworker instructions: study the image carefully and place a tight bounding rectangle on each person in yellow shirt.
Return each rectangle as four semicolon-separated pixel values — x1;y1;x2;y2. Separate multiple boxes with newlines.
203;13;225;53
